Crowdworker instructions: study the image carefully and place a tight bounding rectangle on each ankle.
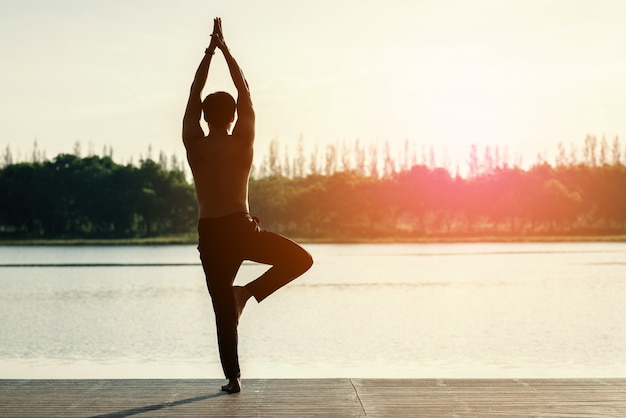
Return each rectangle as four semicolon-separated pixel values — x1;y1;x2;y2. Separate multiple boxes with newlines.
221;377;242;393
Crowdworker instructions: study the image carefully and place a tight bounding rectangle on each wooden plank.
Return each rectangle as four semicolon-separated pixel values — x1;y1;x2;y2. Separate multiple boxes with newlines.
351;378;626;417
1;379;625;417
0;379;363;417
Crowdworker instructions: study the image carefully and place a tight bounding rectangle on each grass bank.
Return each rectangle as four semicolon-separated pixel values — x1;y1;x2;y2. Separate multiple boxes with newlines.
1;234;625;245
0;234;197;246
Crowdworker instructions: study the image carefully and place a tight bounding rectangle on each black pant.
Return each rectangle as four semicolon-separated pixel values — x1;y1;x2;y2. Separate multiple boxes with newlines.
197;212;313;379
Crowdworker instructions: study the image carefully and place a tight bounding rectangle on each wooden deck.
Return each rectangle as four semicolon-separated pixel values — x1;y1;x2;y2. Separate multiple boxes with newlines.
1;378;625;417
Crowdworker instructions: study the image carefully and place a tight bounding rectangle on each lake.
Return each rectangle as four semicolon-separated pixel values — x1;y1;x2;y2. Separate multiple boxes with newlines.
1;242;625;379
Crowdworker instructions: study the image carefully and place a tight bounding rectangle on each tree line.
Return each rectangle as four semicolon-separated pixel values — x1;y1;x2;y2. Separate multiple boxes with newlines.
0;154;195;238
1;135;625;240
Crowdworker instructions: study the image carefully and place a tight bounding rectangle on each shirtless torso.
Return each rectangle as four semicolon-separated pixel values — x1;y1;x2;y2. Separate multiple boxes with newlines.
184;122;254;219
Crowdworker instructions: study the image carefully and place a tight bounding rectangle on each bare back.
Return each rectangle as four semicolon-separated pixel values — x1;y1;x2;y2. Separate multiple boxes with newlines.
185;133;253;218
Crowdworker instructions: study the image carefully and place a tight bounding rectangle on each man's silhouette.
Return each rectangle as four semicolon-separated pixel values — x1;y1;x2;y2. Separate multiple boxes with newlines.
183;18;313;394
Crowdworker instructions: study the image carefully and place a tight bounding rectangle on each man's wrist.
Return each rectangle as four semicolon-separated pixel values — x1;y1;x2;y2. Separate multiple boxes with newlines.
205;47;215;55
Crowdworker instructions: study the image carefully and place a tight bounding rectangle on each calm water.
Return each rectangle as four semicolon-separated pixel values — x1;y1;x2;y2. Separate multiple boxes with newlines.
1;242;625;379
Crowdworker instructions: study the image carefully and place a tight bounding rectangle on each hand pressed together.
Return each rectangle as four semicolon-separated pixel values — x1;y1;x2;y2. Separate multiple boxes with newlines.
208;17;228;53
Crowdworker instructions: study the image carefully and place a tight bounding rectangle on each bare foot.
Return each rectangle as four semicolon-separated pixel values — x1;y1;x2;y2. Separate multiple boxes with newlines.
233;285;251;324
221;377;242;394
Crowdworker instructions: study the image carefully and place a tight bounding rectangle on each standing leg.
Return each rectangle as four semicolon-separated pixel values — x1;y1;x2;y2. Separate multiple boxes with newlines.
199;246;244;392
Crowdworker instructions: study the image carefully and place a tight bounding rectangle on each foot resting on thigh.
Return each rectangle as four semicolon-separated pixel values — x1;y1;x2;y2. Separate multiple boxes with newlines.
233;285;252;324
221;377;242;394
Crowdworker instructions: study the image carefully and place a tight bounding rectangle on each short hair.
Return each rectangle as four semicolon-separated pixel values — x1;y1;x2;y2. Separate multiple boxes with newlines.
202;91;236;129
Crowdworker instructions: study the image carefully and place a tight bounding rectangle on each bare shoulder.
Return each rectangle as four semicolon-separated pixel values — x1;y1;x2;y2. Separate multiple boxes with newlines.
183;133;209;153
229;133;255;158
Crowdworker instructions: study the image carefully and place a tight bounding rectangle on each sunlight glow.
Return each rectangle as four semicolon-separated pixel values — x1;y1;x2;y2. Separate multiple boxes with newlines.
1;1;625;168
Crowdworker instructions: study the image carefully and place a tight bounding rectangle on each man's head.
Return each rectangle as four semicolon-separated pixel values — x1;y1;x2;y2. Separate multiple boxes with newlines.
202;91;236;130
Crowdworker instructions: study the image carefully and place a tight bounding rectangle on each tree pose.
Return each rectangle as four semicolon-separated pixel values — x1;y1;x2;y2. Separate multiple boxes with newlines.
182;18;313;394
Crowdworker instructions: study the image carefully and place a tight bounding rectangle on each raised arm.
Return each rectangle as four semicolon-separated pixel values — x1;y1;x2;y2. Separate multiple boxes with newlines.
182;19;219;145
213;19;255;142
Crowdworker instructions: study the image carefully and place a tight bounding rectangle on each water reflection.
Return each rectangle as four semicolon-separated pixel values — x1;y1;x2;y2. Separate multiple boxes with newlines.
1;242;625;378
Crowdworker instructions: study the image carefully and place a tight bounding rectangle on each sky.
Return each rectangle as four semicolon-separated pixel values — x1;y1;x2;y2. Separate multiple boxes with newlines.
2;0;626;171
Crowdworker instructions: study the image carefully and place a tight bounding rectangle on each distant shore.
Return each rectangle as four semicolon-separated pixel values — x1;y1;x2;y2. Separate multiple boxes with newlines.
1;234;625;246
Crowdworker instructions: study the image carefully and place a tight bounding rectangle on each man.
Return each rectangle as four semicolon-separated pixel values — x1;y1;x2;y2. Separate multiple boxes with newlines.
182;18;313;394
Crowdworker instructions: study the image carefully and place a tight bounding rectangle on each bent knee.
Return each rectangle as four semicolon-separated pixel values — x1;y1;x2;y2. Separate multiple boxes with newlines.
298;249;314;274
